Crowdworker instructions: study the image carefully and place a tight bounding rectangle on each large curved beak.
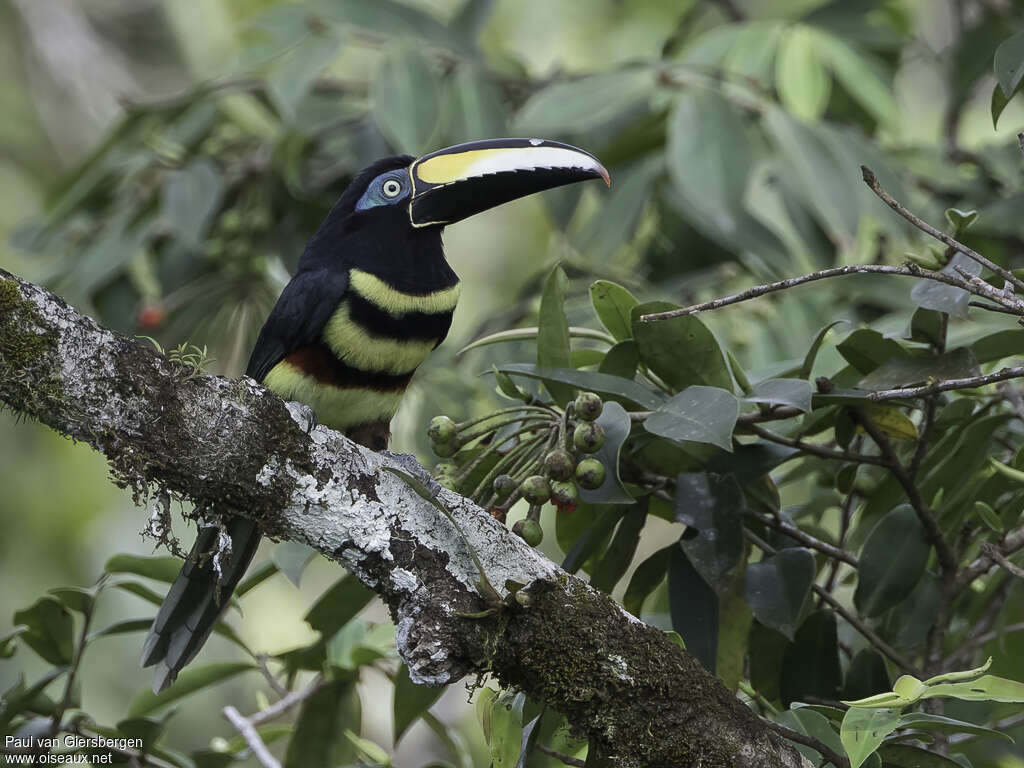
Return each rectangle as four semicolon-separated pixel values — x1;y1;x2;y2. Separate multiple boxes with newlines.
408;138;610;227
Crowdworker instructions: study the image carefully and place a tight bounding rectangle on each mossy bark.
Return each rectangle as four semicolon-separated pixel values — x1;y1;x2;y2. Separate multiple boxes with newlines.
0;269;811;768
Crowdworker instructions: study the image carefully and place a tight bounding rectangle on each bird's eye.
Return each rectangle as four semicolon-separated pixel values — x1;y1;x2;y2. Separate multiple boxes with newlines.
382;179;402;197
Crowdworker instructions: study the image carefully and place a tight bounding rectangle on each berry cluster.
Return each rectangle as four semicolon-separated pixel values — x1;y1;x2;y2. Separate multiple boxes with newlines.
427;392;609;547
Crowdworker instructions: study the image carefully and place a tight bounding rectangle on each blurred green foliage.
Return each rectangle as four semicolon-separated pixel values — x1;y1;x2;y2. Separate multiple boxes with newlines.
5;0;1024;766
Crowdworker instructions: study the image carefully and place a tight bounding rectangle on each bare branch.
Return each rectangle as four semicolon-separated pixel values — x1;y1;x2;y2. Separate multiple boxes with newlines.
861;165;1024;295
865;367;1024;401
223;706;280;768
639;263;1024;323
742;423;889;467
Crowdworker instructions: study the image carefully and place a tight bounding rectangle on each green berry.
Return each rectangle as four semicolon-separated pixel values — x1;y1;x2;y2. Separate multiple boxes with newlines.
432;439;459;458
574;392;603;421
493;474;516;499
575;458;606;490
520;475;551;505
573;421;606;454
543;449;575;481
427;415;457;444
550;480;580;510
512;518;544;547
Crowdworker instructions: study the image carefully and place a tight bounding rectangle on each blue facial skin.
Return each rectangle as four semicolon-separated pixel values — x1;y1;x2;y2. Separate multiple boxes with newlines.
355;170;412;211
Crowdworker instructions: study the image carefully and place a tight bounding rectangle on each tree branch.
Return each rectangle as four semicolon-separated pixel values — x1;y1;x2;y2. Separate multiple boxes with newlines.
0;269;812;768
861;165;1024;295
639;263;1024;322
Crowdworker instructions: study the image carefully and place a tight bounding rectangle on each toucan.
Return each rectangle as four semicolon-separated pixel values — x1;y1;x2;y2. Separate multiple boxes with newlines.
141;138;609;692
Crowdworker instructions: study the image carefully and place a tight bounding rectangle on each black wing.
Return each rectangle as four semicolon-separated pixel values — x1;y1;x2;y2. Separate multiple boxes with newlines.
246;267;349;382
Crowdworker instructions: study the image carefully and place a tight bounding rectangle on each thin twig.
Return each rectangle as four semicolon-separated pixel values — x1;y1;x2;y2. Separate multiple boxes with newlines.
639;264;1024;323
742;422;888;467
755;512;858;566
257;654;289;699
861;165;1024;294
765;721;851;768
223;706;280;768
980;542;1024;579
537;744;587;768
865;367;1024;401
855;412;957;577
956;524;1024;592
250;676;324;727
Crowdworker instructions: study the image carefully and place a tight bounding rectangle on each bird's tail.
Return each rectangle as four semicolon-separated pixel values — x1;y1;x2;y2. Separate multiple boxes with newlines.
140;515;260;693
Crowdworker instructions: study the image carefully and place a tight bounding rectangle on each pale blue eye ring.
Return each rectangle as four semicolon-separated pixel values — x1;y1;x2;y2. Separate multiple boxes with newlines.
382;179;402;197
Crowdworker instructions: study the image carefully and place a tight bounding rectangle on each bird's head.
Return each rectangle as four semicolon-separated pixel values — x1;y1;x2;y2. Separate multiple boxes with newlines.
334;138;609;230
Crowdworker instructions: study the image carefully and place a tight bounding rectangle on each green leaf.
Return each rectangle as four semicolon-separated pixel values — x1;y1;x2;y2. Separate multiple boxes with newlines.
105;554;184;583
372;45;442;154
393;662;444;743
907;308;943;347
667;88;753;219
897;712;1013;743
537;265;574;406
598;340;640;380
326;620;394;670
305;574;375;637
0;626;27;658
743;378;812;413
877;744;970;768
922;674;1024;703
842;650;891;703
944;208;978;234
775;25;830;120
13;598;74;666
971;329;1024;364
495;364;664;410
668;542;718;672
444;65;506;143
590;504;647;593
626;301;733;393
514;69;654;135
161;159;223;249
128;662;255;716
116;714;170;752
840;707;900;768
781;610;841;706
857;348;979;390
763;106;860;240
271;542;316;588
854;505;930;618
284;677;361;768
644;386;739;452
779;707;845;765
266;31;342;119
744;548;815;640
578;401;634;505
991;78;1024;129
675;473;745;589
487;690;525;768
560;505;625;575
459;327;614;356
994;30;1024;98
623;545;672;617
814;31;899;130
87;618;154;642
236;560;278;596
48;586;95;615
801;321;847;379
590;281;639;342
836;329;908;375
910;252;981;319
